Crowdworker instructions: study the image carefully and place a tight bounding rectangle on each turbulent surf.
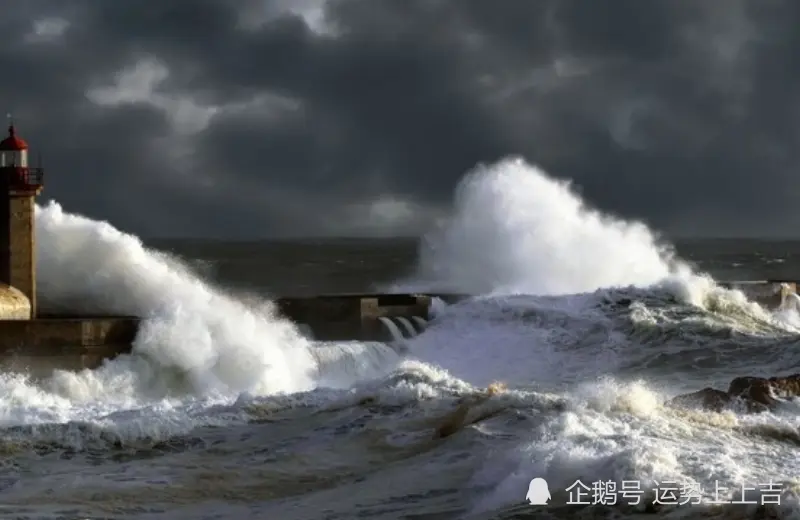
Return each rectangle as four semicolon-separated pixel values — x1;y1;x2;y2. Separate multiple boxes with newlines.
1;157;798;519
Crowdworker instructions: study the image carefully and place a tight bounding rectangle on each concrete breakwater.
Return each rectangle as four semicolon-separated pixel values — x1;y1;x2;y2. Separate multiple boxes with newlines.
0;293;468;375
0;281;795;376
0;314;140;375
274;293;467;343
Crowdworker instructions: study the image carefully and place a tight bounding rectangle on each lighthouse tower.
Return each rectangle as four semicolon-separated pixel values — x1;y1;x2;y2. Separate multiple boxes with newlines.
0;122;43;319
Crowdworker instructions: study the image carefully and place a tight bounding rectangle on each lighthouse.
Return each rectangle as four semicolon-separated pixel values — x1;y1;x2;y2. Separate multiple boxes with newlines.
0;120;139;367
0;122;43;319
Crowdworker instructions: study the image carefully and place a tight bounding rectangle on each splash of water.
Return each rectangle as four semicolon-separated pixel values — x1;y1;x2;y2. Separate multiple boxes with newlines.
397;157;686;296
32;201;317;401
400;157;800;387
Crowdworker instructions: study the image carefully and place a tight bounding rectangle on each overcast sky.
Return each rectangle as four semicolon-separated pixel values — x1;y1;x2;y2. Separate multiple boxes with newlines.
2;0;799;238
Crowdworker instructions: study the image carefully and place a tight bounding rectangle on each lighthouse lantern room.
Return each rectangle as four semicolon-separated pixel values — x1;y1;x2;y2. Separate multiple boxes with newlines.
0;122;45;320
0;126;27;166
0;123;43;187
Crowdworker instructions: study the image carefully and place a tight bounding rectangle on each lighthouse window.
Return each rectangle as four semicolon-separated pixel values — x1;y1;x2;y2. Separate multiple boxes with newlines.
0;150;26;167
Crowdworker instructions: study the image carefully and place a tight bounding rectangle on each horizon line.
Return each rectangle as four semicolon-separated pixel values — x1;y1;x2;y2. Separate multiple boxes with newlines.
140;235;800;242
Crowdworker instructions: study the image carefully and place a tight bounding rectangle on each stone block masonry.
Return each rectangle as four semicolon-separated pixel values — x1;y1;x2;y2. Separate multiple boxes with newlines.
8;195;36;315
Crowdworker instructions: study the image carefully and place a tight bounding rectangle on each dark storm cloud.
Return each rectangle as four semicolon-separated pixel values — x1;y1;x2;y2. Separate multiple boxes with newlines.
1;0;799;237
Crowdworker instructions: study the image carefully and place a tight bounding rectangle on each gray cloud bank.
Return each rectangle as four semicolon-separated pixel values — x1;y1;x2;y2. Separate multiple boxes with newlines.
1;0;798;238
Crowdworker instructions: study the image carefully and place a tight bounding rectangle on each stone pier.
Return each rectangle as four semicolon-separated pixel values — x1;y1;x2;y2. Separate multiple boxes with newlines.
0;281;793;376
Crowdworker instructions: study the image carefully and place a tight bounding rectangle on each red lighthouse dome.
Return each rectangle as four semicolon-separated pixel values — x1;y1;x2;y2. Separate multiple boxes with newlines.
0;124;28;151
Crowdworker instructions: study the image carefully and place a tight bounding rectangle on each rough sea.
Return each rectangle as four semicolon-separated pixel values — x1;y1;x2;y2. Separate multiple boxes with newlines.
1;157;799;519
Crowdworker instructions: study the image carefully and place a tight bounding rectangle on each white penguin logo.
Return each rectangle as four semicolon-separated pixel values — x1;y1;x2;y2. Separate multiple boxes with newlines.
526;477;551;505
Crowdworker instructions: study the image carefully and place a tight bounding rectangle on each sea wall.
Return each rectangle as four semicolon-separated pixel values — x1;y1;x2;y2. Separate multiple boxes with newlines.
275;293;435;342
0;284;791;376
0;295;462;374
0;315;139;354
0;315;139;375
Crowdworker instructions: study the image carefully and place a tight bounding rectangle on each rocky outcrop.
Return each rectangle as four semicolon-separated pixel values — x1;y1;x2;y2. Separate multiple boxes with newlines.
727;374;800;406
666;374;800;413
666;387;736;413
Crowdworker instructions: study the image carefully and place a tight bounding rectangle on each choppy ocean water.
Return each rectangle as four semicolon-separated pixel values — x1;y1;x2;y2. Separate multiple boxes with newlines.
2;157;800;519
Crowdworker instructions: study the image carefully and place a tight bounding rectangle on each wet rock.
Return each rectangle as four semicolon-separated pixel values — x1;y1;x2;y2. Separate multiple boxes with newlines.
666;387;732;412
729;373;800;406
727;377;777;408
667;373;800;414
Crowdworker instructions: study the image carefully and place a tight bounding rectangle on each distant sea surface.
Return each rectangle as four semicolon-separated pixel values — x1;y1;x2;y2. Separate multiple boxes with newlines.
146;237;800;296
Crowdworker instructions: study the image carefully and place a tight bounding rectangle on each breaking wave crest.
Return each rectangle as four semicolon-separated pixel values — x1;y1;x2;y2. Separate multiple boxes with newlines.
0;201;323;428
394;156;691;296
